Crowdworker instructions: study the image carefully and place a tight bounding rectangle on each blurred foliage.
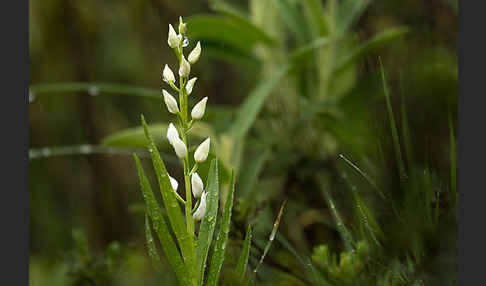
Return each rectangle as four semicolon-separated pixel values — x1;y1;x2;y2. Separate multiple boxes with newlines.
30;0;456;285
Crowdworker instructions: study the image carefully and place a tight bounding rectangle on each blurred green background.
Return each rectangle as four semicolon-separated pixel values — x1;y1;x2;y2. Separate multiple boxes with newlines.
29;0;457;285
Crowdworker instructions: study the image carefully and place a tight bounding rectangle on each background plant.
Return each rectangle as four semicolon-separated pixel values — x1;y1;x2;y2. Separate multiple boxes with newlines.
29;0;457;285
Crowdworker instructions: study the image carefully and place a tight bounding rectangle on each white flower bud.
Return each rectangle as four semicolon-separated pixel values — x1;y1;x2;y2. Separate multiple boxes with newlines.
168;24;179;49
172;137;187;158
166;123;179;145
185;77;197;95
163;89;179;114
191;97;207;120
193;191;207;221
179;55;190;78
178;16;187;34
168;175;178;191
188;41;201;64
163;65;175;83
194;137;210;163
191;172;204;199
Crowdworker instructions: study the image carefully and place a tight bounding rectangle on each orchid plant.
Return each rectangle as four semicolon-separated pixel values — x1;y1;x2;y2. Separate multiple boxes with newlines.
133;17;252;286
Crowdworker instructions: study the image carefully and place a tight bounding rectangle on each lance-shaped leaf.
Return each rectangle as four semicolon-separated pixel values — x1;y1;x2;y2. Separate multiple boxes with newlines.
140;115;196;282
207;170;236;285
145;213;162;271
196;159;219;286
133;154;188;285
235;225;252;281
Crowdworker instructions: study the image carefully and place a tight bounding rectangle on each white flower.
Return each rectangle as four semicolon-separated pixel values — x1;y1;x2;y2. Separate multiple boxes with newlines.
178;16;186;34
179;55;190;78
168;24;179;49
163;89;179;114
191;97;208;120
163;65;175;83
191;172;204;198
172;137;188;158
185;77;197;95
188;41;201;64
194;137;210;163
168;175;178;191
166;123;179;145
193;191;207;221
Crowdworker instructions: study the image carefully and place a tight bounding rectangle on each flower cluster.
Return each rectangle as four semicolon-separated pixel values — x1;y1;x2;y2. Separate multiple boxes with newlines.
162;17;209;222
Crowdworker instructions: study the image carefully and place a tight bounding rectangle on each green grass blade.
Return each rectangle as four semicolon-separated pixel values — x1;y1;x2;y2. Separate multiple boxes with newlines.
339;154;385;199
317;176;354;251
274;0;311;44
253;202;286;276
29;145;149;160
207;170;236;286
302;0;328;36
133;154;189;285
229;65;290;141
235;225;252;281
196;159;220;286
337;0;369;33
336;27;409;74
29;82;161;99
379;59;407;180
102;122;214;148
400;77;414;168
145;213;162;271
141;115;196;283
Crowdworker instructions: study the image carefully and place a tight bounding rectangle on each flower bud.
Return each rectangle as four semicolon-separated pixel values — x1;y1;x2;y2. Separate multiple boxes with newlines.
163;89;179;114
167;24;179;49
166;123;179;145
179;55;191;78
191;172;204;198
188;41;201;64
168;175;178;191
172;137;187;158
193;191;207;221
163;65;175;83
178;16;187;34
194;137;210;163
191;97;207;120
185;77;197;95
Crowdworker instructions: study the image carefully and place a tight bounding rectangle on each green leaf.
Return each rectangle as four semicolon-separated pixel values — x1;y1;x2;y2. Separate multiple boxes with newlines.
133;154;188;285
145;213;162;271
302;0;328;36
336;27;409;74
235;225;252;281
140;115;197;283
103;122;214;148
186;15;272;56
337;0;369;33
196;159;220;286
379;59;406;180
209;2;276;46
274;0;312;44
29;82;160;99
229;66;290;141
207;170;236;286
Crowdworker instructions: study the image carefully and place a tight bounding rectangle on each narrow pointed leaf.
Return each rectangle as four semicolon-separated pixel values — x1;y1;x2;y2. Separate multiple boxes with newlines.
229;66;290;141
145;213;162;271
207;170;236;285
379;60;407;180
133;154;188;285
196;159;220;286
140;115;196;283
235;225;252;281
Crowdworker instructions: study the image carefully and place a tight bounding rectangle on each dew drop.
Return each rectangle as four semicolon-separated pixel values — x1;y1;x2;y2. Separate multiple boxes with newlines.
88;86;100;96
42;148;51;157
29;91;36;103
182;37;189;47
80;145;91;154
